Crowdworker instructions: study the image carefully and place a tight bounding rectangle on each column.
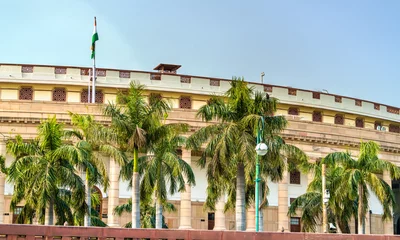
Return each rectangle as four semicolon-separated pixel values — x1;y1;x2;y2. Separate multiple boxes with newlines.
278;171;289;232
179;149;192;229
213;196;226;230
0;142;5;224
246;204;255;231
107;158;120;227
383;170;394;235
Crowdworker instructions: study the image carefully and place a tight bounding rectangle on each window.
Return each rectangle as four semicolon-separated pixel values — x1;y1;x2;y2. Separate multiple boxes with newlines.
290;171;301;184
119;71;130;78
312;111;322;122
288;88;297;96
334;114;344;125
150;74;161;80
312;92;320;99
96;69;106;77
52;88;66;102
288;108;299;116
21;66;33;73
81;69;90;75
19;87;33;100
55;67;66;74
375;121;382;130
335;96;342;103
149;93;162;105
179;96;192;109
208;213;215;230
290;198;296;205
264;85;272;92
13;206;23;223
355;118;364;128
210;79;220;86
92;187;103;215
180;76;191;83
387;107;399;115
355;100;362;106
389;124;400;133
374;104;380;110
81;90;103;103
290;217;301;232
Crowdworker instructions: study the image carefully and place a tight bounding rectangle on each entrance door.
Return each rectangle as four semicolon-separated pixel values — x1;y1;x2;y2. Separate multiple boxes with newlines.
290;217;301;232
208;213;215;230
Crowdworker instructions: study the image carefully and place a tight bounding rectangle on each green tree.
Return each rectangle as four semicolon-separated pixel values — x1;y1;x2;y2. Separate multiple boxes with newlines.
289;162;356;233
114;199;177;228
103;82;171;228
139;126;195;228
64;112;127;226
187;78;307;230
3;117;86;225
289;141;400;234
325;141;400;234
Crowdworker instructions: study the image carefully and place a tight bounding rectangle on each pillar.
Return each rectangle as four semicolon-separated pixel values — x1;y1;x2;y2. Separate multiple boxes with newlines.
213;196;226;230
246;204;255;231
0;142;5;224
278;171;289;232
107;158;120;227
179;149;192;229
383;170;394;235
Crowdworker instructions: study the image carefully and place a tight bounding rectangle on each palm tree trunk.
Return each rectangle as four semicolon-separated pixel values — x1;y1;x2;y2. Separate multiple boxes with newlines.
131;147;140;228
155;198;163;229
358;183;363;234
45;199;54;225
236;163;246;231
84;169;91;227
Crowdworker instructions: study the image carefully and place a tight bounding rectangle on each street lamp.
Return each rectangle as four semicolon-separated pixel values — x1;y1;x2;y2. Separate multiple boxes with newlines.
255;116;267;232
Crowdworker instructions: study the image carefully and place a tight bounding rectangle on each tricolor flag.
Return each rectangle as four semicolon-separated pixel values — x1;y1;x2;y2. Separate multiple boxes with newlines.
91;17;99;59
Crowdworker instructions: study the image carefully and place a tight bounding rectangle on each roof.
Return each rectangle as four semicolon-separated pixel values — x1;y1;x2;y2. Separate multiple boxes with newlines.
153;63;182;72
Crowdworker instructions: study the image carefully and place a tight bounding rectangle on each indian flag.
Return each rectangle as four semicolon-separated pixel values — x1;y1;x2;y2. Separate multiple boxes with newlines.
91;17;99;59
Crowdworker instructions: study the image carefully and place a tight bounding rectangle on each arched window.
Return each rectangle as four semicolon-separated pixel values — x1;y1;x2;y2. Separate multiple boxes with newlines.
312;111;322;122
334;114;344;125
288;107;298;116
355;118;364;128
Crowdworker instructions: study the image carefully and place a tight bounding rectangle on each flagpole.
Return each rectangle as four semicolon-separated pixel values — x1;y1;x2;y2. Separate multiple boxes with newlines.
92;56;96;103
88;68;91;103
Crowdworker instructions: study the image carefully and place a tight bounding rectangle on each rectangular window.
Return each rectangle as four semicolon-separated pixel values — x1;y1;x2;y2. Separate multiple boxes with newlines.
180;76;191;83
312;92;320;99
290;171;301;184
151;74;161;80
210;79;220;86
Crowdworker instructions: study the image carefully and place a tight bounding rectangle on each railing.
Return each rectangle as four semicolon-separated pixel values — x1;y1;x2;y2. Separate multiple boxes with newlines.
0;225;397;240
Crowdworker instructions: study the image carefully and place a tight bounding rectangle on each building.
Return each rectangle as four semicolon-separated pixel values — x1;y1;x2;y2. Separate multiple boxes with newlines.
0;63;399;234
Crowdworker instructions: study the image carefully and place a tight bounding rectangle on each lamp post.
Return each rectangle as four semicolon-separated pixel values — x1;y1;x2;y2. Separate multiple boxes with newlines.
255;116;268;232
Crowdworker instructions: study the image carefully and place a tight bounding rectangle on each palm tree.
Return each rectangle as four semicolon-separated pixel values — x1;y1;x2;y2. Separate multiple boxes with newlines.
290;141;400;234
324;141;400;234
4;117;86;225
65;112;127;226
187;78;306;230
114;198;177;228
289;162;357;233
139;126;195;228
103;82;171;228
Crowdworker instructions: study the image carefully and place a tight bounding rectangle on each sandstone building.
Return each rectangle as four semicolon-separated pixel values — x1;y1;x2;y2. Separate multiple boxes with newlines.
0;63;399;234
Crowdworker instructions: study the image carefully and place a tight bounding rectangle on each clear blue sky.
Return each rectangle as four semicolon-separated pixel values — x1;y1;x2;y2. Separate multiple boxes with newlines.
1;0;399;106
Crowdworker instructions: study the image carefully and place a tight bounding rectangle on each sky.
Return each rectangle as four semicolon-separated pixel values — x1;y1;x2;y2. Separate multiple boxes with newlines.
0;0;399;106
